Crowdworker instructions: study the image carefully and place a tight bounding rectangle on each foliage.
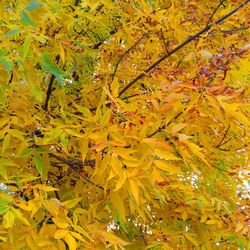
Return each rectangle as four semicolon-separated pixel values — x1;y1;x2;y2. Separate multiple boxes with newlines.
0;0;249;249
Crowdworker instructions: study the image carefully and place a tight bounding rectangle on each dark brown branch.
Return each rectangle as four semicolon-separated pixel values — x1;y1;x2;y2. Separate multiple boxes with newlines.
92;28;118;49
118;0;250;97
74;0;81;6
207;0;226;24
215;125;230;148
139;225;148;246
147;110;184;138
42;55;60;111
111;34;147;81
48;153;103;190
160;28;168;53
49;153;95;168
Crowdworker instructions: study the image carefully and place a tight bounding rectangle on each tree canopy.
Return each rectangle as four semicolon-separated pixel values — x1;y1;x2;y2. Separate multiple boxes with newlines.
0;0;249;249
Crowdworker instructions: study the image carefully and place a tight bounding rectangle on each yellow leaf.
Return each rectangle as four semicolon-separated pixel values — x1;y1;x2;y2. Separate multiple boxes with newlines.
170;123;188;134
34;184;59;191
235;223;244;233
155;160;181;174
3;210;15;228
60;43;65;64
52;217;69;229
64;232;77;250
205;220;219;225
129;179;139;204
1;133;11;154
62;198;82;209
54;229;68;239
185;141;212;168
72;225;93;241
181;210;188;221
154;148;180;160
110;192;126;221
70;231;89;244
11;208;30;225
200;214;207;223
185;234;198;246
0;158;18;167
199;50;212;58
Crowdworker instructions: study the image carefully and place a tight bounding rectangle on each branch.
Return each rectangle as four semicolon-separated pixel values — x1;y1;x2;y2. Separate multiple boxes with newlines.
147;110;184;138
111;33;147;81
42;55;60;111
139;225;148;246
207;0;226;24
118;0;250;97
48;153;104;190
215;125;230;148
92;28;118;49
74;0;81;6
49;153;95;168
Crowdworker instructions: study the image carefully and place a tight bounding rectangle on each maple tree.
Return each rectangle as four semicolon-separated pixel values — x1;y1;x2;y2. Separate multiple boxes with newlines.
0;0;249;249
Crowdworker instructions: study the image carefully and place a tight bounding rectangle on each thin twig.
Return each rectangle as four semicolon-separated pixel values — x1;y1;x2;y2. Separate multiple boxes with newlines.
118;0;250;97
139;225;148;246
49;153;95;168
215;125;230;148
48;153;103;190
207;0;226;25
147;110;184;138
74;0;81;6
160;28;168;53
111;34;147;81
42;55;60;111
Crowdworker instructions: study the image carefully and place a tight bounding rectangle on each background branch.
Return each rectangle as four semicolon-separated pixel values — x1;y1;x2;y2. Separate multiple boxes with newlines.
118;0;250;97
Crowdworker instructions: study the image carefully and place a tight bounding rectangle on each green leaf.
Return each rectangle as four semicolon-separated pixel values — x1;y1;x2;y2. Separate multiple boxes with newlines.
2;133;11;154
32;86;43;102
5;29;23;37
0;59;14;74
33;155;44;177
22;35;31;59
25;1;42;11
41;53;64;85
21;10;35;26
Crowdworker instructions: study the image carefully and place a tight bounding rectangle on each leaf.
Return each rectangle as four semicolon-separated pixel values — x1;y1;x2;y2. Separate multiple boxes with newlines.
41;53;64;85
0;158;18;167
5;29;23;37
235;223;244;233
3;210;15;228
64;232;77;250
21;10;35;26
52;217;69;229
34;184;59;191
0;166;7;179
60;43;65;64
54;229;68;239
1;133;11;154
155;160;181;174
25;1;42;12
72;225;92;241
205;220;219;225
154;148;180;160
185;141;212;168
62;198;82;209
110;192;126;221
185;234;198;246
129;179;139;204
22;35;31;59
33;155;44;177
11;208;30;225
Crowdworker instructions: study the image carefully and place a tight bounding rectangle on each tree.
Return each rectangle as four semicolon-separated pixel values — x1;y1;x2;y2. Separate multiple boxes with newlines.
0;0;249;249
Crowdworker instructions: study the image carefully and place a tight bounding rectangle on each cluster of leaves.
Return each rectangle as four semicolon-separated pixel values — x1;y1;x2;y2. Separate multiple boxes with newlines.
0;0;249;249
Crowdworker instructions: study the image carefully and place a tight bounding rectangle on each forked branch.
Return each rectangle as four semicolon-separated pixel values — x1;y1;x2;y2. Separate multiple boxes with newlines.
118;0;250;97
